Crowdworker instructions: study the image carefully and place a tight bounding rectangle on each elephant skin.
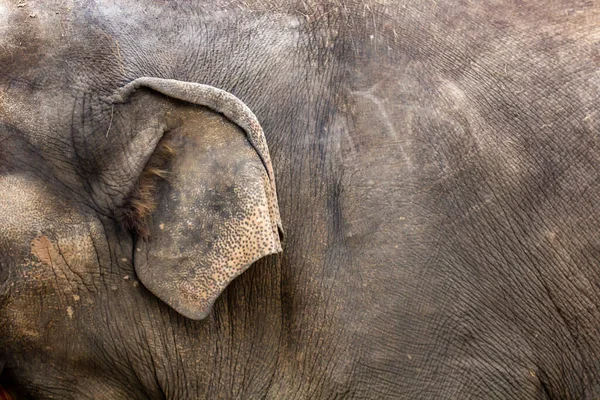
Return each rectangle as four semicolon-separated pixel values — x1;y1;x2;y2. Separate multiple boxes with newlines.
1;0;600;399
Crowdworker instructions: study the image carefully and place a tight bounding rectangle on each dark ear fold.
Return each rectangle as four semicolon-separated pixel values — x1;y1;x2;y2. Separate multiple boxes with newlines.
111;78;283;320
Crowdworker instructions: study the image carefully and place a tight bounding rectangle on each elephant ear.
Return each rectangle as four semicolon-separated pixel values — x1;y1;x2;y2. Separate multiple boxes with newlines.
111;78;283;320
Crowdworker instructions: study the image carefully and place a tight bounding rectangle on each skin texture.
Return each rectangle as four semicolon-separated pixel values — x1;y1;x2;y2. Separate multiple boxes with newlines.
1;0;600;398
110;78;284;320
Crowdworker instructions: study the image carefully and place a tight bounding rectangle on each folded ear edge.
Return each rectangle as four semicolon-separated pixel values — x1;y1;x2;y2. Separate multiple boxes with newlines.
108;77;283;239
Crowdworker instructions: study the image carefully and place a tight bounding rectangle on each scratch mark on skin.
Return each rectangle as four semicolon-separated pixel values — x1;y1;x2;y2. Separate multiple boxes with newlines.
351;84;398;138
105;105;114;137
101;30;124;74
351;83;412;166
115;39;124;74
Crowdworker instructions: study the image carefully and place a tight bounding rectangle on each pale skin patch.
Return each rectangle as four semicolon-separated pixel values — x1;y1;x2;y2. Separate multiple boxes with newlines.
30;235;56;266
29;235;79;279
28;232;101;293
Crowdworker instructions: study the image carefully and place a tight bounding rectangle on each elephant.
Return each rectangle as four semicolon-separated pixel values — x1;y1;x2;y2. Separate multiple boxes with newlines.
1;0;600;398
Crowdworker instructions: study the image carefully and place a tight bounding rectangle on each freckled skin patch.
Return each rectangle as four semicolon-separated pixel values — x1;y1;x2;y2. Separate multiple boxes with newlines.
133;106;282;319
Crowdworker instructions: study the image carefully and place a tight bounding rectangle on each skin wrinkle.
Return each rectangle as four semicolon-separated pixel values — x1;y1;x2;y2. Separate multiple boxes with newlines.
442;178;559;368
478;83;600;390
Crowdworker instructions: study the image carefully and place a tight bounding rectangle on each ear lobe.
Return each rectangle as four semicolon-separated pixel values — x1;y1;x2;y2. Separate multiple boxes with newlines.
111;78;283;320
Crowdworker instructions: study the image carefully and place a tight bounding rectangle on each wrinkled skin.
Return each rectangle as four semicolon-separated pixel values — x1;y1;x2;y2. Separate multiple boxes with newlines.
1;0;600;398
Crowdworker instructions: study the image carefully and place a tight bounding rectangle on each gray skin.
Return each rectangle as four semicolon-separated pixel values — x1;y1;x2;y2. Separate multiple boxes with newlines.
1;0;600;398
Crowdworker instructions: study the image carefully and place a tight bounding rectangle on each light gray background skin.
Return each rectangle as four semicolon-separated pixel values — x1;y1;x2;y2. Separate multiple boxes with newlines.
1;0;600;398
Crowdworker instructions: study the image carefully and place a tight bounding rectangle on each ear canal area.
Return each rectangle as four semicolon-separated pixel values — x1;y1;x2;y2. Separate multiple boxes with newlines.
121;140;176;238
133;107;282;320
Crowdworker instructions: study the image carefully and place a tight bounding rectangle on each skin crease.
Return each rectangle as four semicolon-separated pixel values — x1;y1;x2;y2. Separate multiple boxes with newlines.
0;0;600;398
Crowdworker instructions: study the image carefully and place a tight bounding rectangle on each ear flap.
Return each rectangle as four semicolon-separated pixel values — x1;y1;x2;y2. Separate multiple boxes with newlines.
110;78;283;320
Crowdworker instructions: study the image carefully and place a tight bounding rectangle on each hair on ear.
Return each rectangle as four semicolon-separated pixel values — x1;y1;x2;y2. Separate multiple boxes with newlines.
121;138;176;238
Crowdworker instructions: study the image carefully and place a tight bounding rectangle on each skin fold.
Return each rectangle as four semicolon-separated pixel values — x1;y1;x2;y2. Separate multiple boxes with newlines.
1;0;600;398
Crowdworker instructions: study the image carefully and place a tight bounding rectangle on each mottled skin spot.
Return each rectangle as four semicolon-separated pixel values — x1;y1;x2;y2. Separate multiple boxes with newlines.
30;236;60;269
